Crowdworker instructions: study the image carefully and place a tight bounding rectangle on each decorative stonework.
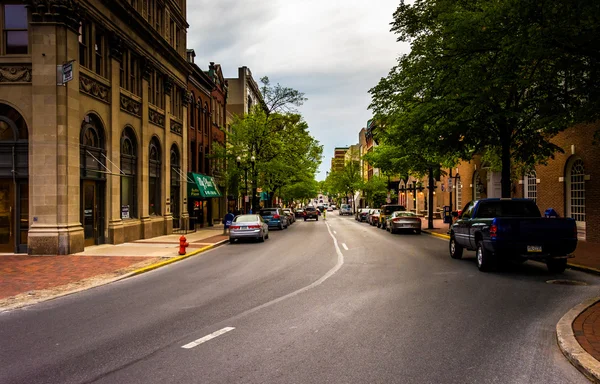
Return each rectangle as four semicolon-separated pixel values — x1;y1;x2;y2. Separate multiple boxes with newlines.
26;0;80;31
170;119;182;135
149;109;165;127
141;57;152;80
80;74;110;103
109;33;123;60
120;94;141;117
163;76;173;93
183;91;192;106
0;66;32;82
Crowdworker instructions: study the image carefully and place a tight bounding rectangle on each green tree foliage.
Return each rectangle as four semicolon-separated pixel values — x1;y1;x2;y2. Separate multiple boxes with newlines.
325;148;364;212
220;78;321;209
370;0;600;197
362;176;388;208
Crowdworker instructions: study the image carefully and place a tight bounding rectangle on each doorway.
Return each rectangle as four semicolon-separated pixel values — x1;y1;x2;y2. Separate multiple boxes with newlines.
82;180;104;246
0;181;13;252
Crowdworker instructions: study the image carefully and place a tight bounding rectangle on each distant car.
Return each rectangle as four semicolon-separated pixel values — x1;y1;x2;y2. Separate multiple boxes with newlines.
294;208;305;218
282;208;295;224
340;204;352;215
304;206;319;221
386;211;421;234
356;208;369;222
369;209;381;226
327;206;333;212
331;204;337;210
259;208;289;230
229;214;269;243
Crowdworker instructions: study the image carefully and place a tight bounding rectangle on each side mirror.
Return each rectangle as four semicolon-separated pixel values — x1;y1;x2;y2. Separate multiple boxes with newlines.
451;211;458;218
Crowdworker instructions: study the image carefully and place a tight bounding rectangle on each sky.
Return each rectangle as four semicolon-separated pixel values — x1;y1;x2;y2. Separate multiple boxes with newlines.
187;0;411;180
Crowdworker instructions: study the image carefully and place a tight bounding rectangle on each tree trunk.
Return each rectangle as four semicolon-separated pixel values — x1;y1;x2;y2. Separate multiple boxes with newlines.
500;135;512;198
428;167;434;229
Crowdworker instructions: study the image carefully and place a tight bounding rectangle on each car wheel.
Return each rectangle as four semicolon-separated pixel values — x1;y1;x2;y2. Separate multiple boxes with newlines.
258;234;265;242
547;258;567;273
265;232;269;239
390;227;396;234
415;229;421;235
229;238;235;244
449;235;463;259
279;223;284;230
304;218;307;221
476;240;496;272
316;217;319;221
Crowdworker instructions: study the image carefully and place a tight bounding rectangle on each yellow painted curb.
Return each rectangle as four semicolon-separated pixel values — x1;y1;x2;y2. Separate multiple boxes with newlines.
422;230;450;240
566;262;600;276
128;240;227;277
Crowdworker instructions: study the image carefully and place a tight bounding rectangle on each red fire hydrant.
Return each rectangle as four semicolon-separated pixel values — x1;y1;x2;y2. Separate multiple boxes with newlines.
179;235;189;255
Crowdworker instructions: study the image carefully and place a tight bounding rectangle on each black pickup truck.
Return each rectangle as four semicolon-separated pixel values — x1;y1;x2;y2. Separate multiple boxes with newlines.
449;198;578;273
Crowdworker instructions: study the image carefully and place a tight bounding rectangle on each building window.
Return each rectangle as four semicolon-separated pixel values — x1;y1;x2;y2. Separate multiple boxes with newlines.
189;92;196;128
149;70;164;109
473;171;482;200
121;127;137;219
204;103;209;135
169;19;174;46
524;171;537;202
175;25;180;53
149;137;161;216
147;0;154;27
156;5;163;34
119;50;140;95
171;87;182;119
94;29;106;77
79;21;90;68
3;4;28;55
567;159;585;223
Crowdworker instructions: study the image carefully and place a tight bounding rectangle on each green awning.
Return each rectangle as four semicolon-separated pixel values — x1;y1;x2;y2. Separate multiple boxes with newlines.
188;173;222;198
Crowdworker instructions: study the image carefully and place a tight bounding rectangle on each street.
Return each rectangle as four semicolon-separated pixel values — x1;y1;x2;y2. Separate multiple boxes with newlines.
0;214;597;384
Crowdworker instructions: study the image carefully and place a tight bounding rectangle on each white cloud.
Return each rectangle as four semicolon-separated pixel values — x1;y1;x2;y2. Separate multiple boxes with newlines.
187;0;410;179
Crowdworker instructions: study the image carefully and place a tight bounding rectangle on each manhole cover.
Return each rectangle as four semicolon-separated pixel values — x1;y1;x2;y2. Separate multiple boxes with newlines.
546;279;588;286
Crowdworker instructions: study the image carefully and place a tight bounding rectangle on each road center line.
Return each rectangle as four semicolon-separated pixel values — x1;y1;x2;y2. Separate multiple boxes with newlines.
182;327;235;349
224;221;345;323
334;230;337;234
342;243;348;250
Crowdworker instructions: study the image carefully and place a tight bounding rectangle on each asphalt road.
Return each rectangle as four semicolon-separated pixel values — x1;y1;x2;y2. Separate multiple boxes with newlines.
1;213;598;384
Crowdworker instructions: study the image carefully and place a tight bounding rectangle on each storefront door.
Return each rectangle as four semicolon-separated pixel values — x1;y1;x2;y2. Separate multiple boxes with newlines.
82;181;98;247
0;181;14;252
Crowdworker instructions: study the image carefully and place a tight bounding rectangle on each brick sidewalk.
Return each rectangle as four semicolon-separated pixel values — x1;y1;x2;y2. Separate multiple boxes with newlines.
0;255;155;300
573;302;600;363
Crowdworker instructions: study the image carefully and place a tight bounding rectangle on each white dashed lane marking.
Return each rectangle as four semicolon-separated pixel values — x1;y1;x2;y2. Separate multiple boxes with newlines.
342;243;349;250
182;327;235;349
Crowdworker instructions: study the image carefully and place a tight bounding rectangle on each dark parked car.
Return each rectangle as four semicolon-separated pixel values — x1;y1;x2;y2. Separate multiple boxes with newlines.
449;198;578;272
356;208;369;222
259;208;289;230
294;208;305;218
303;206;319;221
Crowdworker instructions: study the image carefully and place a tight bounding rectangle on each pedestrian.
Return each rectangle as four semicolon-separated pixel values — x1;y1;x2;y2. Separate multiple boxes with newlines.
222;210;235;235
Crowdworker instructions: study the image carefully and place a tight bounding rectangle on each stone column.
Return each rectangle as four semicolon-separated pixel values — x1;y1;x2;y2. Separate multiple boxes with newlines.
108;35;124;244
28;7;84;255
162;77;173;235
140;60;152;238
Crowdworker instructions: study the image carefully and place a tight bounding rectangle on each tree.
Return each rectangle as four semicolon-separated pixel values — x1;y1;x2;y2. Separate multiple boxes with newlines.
327;148;364;213
362;176;388;208
370;0;600;197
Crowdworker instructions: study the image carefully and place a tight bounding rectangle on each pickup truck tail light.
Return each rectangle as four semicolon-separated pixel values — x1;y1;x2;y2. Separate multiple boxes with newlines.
490;224;498;240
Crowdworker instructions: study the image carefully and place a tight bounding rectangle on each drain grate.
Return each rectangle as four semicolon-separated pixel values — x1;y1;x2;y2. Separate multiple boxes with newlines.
546;279;588;286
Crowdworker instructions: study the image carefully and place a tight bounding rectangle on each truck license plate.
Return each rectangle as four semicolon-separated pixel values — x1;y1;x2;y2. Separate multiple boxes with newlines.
527;245;542;253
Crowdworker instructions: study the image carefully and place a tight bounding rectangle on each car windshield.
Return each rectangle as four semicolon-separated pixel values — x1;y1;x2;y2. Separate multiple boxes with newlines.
383;205;406;215
394;211;416;217
234;215;259;222
283;209;292;213
305;207;316;211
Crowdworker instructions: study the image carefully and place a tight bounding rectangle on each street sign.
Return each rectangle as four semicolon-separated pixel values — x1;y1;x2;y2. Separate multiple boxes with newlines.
62;61;73;83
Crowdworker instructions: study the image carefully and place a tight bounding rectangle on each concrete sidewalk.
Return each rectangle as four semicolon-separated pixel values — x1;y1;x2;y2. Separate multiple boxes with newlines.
0;226;228;310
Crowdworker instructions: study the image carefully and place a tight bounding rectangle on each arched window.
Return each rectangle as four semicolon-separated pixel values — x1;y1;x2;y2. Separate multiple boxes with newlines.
120;127;137;219
523;171;537;201
567;158;585;223
170;144;181;227
149;137;161;215
204;102;209;135
472;171;481;200
80;114;106;179
456;178;463;211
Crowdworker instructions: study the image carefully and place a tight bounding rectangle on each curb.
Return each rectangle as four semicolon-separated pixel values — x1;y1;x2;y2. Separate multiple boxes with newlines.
557;297;600;383
421;229;450;240
121;239;229;279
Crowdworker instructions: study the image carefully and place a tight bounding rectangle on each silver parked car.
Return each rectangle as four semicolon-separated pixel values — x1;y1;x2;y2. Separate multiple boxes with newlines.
386;211;422;234
229;214;269;243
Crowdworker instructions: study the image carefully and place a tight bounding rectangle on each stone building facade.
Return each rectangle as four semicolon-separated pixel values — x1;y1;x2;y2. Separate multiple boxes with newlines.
0;0;190;254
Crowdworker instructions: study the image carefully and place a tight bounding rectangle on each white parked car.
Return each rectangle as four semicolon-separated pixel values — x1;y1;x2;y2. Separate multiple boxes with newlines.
229;214;269;243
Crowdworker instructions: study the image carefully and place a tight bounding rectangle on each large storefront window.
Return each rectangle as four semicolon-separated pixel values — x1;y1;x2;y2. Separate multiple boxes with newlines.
120;127;137;219
149;137;161;215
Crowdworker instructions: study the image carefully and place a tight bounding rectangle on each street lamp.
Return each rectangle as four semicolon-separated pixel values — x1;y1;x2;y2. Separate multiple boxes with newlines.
236;155;255;213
